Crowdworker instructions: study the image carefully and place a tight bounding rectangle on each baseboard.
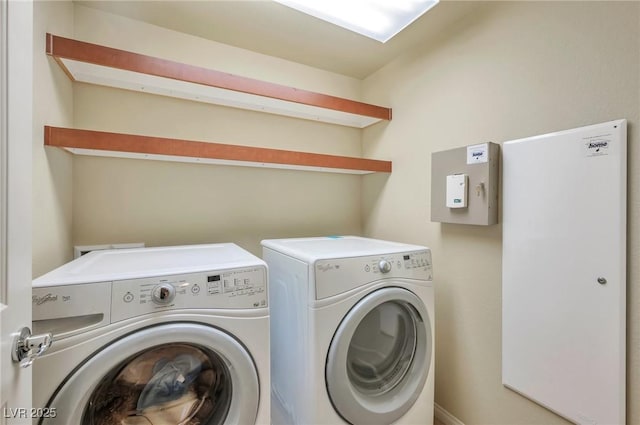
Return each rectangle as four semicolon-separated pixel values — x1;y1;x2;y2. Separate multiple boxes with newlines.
434;403;465;425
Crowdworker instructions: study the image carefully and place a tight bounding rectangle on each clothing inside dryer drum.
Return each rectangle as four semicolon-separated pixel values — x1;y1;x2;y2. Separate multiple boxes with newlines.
346;301;418;395
83;343;231;425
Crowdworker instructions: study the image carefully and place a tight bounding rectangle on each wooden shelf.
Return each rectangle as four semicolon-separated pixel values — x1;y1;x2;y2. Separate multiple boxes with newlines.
46;34;392;128
44;126;392;174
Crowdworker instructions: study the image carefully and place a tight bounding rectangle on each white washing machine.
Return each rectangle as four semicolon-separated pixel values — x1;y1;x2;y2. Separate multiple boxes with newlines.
31;243;270;425
262;236;434;425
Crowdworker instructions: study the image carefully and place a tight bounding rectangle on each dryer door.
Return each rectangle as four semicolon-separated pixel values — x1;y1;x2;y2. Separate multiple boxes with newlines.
41;322;260;425
326;287;432;425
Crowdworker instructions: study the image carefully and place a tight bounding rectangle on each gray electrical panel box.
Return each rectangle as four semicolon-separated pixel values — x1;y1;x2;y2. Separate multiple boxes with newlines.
431;142;500;225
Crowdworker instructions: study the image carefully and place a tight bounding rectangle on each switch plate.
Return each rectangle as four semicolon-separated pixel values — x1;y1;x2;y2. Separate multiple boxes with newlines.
446;174;468;208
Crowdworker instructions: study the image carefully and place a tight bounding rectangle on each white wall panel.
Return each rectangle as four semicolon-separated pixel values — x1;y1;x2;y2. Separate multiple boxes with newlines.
502;120;626;425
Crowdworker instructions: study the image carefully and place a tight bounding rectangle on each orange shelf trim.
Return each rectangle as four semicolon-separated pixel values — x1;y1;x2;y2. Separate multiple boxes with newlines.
44;126;392;174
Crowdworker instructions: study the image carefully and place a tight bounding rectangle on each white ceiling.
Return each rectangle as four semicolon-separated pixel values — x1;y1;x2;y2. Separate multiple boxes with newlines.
75;0;481;79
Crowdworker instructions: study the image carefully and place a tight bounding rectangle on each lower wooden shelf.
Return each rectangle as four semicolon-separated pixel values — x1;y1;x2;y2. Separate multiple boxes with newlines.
44;126;392;174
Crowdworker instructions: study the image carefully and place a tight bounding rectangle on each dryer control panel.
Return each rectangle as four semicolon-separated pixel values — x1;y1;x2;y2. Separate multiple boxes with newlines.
111;266;267;322
315;250;432;300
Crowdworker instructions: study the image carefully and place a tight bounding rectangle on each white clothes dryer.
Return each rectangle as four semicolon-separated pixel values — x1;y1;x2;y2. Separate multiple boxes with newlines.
262;236;434;425
31;244;269;425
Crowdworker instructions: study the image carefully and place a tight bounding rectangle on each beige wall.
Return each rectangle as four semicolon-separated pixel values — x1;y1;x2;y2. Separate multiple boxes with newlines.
69;6;364;258
32;1;73;277
73;5;362;100
35;2;640;423
363;2;639;424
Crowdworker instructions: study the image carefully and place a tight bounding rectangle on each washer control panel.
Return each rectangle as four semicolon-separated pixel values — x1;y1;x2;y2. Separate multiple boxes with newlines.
111;266;267;322
315;250;432;300
358;251;431;276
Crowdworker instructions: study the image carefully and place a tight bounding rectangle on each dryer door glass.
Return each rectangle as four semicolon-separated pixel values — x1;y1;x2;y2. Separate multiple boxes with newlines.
83;343;231;425
326;287;432;425
347;301;417;395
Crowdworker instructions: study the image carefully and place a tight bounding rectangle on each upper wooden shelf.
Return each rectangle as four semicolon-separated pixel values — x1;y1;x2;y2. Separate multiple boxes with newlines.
46;33;392;128
44;126;392;175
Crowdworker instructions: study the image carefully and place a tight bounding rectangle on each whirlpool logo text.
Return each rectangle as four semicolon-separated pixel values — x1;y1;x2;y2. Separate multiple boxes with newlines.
317;263;340;272
32;293;58;305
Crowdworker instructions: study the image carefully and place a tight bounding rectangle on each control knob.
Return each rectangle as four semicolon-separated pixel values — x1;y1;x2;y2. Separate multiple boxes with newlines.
151;284;176;305
378;260;392;274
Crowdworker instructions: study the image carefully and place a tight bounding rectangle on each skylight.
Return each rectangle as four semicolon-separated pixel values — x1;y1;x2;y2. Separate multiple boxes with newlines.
274;0;439;43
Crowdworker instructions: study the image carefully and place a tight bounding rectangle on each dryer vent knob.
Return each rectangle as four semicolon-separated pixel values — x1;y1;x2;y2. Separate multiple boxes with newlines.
378;260;392;274
152;283;176;304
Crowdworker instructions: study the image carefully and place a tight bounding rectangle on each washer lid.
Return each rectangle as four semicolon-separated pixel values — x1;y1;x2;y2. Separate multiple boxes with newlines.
261;236;427;263
34;243;265;287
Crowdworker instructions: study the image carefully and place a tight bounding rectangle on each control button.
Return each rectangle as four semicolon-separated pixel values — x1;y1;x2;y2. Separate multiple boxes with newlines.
191;284;201;294
378;260;392;274
151;284;176;304
123;292;134;303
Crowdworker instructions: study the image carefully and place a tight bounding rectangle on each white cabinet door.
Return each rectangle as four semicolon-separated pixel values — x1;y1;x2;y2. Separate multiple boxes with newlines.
502;120;626;425
0;0;33;422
